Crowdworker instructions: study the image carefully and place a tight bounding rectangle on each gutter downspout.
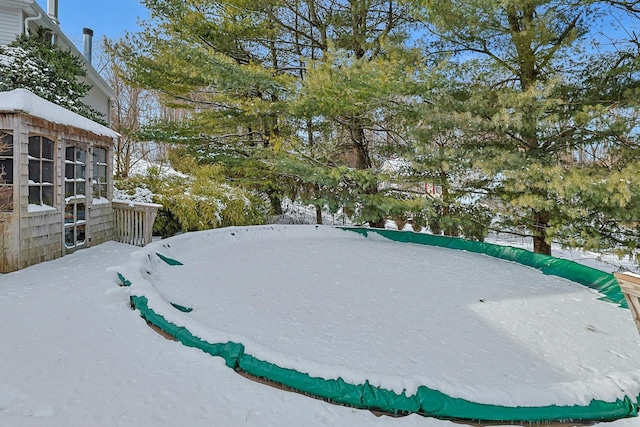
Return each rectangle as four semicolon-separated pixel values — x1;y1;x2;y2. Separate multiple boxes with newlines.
23;12;42;36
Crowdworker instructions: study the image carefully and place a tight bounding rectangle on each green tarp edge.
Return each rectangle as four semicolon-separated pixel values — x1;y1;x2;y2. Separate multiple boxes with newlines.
339;227;628;308
156;252;184;266
129;293;639;422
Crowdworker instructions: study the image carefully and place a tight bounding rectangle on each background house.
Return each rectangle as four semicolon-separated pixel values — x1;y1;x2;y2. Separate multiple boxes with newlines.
0;0;114;125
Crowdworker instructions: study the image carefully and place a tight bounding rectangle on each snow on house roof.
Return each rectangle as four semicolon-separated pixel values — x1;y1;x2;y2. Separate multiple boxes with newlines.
0;88;118;139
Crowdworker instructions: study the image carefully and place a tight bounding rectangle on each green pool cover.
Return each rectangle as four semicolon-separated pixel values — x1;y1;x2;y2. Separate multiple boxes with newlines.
124;227;639;422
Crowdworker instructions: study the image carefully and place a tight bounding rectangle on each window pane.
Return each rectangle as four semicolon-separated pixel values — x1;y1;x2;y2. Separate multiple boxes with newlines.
0;133;12;155
42;186;54;206
42;161;53;183
66;146;75;161
99;165;106;183
65;226;74;247
41;138;54;160
65;204;74;223
65;182;74;198
76;225;86;245
77;203;86;221
98;148;106;163
0;159;13;184
77;181;85;195
65;163;74;180
76;164;85;180
28;136;40;158
76;147;85;164
29;186;39;204
93;183;106;198
0;186;12;211
29;160;40;183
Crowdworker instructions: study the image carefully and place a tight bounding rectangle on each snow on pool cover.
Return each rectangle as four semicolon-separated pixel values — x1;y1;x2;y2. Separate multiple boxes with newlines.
111;225;640;421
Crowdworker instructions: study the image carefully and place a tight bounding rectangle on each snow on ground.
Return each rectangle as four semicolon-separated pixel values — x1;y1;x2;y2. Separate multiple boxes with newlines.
0;226;639;426
116;225;640;408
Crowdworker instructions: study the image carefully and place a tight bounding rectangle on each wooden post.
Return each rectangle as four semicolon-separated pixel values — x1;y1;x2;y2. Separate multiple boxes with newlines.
613;272;640;335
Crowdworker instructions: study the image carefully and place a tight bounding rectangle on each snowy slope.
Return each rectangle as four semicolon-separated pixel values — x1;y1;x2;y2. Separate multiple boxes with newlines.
0;226;639;426
115;226;640;413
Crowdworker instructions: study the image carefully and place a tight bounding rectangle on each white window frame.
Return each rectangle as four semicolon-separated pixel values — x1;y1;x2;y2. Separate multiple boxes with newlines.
28;135;55;207
0;131;13;212
92;146;108;200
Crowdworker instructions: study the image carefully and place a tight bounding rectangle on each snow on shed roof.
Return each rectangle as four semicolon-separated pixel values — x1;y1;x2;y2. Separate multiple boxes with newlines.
0;89;119;139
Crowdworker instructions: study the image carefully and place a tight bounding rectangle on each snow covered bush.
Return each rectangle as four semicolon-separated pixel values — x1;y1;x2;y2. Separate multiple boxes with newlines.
0;28;104;123
116;160;269;237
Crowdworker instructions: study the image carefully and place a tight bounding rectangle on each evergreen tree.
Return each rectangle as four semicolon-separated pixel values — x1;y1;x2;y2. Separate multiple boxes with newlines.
415;0;638;255
110;0;421;223
0;28;103;123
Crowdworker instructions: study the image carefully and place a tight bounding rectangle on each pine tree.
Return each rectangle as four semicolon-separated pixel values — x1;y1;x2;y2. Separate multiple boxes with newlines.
111;0;420;223
415;0;638;255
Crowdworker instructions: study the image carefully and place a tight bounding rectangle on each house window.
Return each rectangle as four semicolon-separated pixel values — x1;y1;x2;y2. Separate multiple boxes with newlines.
92;147;108;200
28;135;55;206
0;132;13;212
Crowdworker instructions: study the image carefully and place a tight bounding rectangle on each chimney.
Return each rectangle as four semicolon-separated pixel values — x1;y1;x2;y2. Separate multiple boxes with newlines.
47;0;59;26
83;28;93;64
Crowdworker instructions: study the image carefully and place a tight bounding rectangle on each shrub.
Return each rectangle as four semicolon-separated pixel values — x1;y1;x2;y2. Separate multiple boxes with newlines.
115;161;269;238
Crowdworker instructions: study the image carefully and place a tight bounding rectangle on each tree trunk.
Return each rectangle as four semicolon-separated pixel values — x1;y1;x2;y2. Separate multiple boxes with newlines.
532;210;551;255
348;116;384;227
440;168;459;237
369;217;386;228
350;120;371;169
315;205;323;224
268;191;283;215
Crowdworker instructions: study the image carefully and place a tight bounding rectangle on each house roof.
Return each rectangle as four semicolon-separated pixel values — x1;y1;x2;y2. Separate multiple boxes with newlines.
0;89;119;139
20;0;115;100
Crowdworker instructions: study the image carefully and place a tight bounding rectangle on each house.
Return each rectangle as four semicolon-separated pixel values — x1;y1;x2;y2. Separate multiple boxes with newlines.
0;0;114;125
0;89;119;272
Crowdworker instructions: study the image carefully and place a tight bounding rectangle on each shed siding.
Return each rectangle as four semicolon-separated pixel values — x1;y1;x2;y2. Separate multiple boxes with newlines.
90;204;114;245
0;112;116;272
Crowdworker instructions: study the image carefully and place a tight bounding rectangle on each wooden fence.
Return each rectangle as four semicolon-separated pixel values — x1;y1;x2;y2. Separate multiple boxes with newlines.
614;272;640;335
112;200;162;247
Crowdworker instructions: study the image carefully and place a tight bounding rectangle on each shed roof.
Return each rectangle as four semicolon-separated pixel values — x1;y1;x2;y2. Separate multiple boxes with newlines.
0;88;119;139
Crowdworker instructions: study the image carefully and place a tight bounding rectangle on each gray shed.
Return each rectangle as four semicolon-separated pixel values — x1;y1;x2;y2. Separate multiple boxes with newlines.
0;89;118;272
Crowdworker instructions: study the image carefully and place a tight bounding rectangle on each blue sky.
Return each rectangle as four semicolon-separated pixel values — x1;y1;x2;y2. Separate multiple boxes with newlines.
35;0;148;47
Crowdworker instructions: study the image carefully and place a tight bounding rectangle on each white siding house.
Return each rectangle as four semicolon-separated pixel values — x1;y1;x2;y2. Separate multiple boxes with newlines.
0;5;22;43
0;0;114;125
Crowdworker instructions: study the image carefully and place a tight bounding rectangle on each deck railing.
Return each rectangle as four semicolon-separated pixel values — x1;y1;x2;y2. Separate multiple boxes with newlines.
112;200;162;247
614;272;640;335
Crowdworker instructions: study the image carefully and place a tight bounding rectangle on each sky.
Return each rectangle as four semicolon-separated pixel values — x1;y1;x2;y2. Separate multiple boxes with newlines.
33;1;638;57
35;0;148;48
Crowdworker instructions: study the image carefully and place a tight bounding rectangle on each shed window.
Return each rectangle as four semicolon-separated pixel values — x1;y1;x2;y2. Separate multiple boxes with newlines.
0;132;13;212
65;146;86;199
64;145;87;249
92;147;108;200
28;136;55;207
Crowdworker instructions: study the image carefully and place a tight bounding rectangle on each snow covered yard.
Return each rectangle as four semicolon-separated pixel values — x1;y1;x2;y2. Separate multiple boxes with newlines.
0;225;639;426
